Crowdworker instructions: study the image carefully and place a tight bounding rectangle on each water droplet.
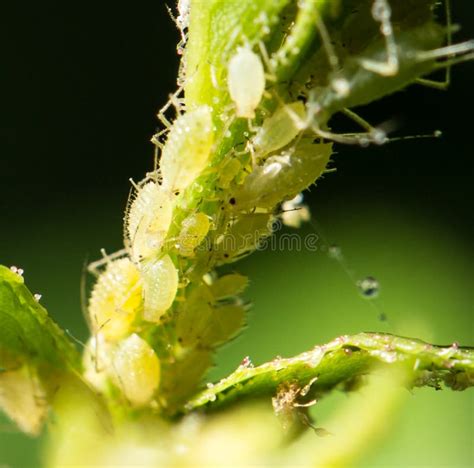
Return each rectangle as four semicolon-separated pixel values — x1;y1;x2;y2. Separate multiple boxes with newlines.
357;276;380;298
206;382;214;389
34;294;42;302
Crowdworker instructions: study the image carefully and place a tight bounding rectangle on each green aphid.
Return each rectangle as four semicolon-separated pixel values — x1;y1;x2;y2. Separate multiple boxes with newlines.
214;213;274;264
231;138;332;211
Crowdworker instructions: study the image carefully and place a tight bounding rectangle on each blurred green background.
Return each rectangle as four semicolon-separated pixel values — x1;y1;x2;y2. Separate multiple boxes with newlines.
1;2;473;466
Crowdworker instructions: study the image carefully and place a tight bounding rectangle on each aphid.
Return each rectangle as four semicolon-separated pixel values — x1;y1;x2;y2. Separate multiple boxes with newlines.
112;333;160;407
281;193;311;228
0;366;48;435
227;47;265;118
357;276;380;298
88;258;142;341
253;101;306;160
125;181;173;263
160;106;214;192
141;254;179;322
214;213;274;264
231;138;332;210
177;212;211;257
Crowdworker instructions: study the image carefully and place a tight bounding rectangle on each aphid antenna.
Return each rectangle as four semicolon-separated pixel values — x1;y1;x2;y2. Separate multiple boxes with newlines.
314;8;340;73
64;329;87;350
359;0;400;77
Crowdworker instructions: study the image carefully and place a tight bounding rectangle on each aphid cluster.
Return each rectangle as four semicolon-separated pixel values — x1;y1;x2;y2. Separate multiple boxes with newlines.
81;0;469;414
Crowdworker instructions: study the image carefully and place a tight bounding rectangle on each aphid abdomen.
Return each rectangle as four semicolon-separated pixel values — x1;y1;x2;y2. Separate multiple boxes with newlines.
88;258;142;341
160;106;214;192
215;213;274;264
176;286;214;347
126;181;173;262
141;254;179;322
227;47;266;118
177;212;211;257
112;334;160;407
254;101;306;157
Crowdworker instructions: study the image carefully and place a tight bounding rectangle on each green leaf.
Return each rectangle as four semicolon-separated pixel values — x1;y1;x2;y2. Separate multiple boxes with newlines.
182;333;474;414
0;265;79;370
0;265;80;434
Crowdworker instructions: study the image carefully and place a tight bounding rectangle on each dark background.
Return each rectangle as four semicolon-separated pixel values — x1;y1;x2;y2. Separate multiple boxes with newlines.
0;2;473;466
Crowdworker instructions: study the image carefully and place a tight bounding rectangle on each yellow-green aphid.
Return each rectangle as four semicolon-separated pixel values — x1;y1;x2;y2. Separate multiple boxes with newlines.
253;101;306;159
141;254;179;322
0;366;48;435
160;106;214;192
126;181;173;263
227;47;266;118
231;139;332;210
88;258;142;341
177;212;211;257
112;334;160;407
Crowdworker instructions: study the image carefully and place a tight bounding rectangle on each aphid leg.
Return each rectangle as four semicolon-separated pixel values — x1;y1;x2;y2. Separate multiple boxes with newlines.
360;0;399;76
314;8;340;73
257;40;277;83
416;0;453;90
156;86;185;133
341;108;377;133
